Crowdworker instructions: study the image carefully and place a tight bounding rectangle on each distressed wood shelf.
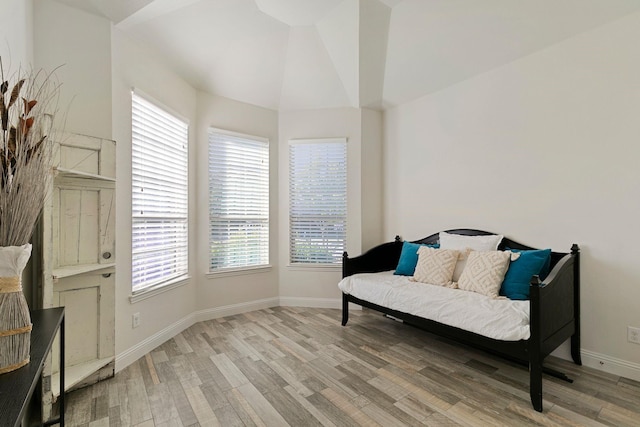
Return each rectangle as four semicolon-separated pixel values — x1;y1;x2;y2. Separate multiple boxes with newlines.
41;133;116;420
53;263;116;279
53;167;115;182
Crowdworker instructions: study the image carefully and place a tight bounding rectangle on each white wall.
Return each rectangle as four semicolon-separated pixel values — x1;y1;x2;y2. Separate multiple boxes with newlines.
1;0;33;67
195;91;280;312
384;11;640;380
111;29;198;369
34;0;112;139
358;0;390;108
361;108;384;250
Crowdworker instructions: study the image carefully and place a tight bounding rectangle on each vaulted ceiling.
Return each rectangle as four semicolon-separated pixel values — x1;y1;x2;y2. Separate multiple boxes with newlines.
54;0;640;111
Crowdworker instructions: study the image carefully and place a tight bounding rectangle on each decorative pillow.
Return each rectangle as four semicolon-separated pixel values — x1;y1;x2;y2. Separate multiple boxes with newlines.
394;241;440;276
439;232;504;281
413;246;459;287
500;248;552;300
439;231;503;251
458;250;511;298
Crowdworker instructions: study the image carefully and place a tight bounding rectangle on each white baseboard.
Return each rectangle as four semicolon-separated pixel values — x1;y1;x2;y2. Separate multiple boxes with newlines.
194;297;280;322
115;313;196;372
279;296;342;308
581;349;640;382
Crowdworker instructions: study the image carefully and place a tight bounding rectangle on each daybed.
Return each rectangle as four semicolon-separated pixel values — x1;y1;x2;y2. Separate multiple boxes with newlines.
339;229;581;412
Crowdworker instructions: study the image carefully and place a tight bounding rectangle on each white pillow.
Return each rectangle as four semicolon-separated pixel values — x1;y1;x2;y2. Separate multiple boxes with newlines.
439;231;503;251
413;246;459;288
439;232;504;281
458;250;511;298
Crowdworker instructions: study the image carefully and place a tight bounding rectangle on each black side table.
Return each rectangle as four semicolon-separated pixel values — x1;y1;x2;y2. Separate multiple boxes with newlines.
0;307;65;427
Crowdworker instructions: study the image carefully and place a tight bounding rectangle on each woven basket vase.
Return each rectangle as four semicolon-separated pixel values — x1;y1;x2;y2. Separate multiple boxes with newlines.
0;244;33;374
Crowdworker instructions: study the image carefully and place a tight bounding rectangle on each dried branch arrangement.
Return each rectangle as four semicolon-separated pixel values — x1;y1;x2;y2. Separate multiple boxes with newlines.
0;57;60;374
0;58;60;246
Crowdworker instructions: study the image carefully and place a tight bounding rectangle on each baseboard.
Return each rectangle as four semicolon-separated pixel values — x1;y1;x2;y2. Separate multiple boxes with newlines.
278;297;363;312
115;297;279;373
279;296;342;309
581;349;640;382
115;313;197;372
194;297;280;322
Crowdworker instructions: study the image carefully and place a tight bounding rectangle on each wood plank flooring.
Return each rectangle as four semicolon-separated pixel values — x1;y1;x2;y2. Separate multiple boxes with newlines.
58;307;640;426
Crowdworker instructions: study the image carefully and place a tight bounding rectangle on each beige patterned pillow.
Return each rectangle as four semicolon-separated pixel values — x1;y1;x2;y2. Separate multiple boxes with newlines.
413;246;460;287
458;250;511;297
439;232;504;282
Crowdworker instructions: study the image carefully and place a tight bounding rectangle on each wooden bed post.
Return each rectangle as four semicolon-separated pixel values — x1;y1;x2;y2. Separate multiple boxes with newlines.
342;251;349;279
571;244;582;365
341;250;350;326
342;294;349;326
529;275;543;412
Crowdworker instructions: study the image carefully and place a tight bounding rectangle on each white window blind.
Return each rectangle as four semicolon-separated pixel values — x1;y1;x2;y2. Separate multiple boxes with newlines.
209;129;269;271
289;138;347;264
132;92;189;293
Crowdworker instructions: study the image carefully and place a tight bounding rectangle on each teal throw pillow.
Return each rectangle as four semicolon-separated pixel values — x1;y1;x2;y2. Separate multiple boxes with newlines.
394;241;440;276
500;248;552;300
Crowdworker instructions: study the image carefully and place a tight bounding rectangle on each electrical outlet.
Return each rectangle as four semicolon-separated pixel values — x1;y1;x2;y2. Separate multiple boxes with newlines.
628;326;640;344
132;312;141;328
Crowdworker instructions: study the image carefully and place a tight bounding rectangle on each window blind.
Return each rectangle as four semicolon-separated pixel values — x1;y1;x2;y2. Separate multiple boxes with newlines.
289;138;347;264
132;92;189;293
209;130;269;271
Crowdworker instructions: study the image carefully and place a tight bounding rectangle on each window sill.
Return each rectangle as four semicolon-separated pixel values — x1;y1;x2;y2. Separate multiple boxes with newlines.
129;276;191;304
286;264;341;272
206;264;272;279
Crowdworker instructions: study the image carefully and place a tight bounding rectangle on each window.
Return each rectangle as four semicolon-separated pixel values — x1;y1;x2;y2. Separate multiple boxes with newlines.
289;138;347;264
131;92;189;293
208;129;269;271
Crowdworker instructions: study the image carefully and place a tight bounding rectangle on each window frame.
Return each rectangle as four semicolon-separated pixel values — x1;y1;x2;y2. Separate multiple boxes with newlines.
288;137;347;267
207;128;270;274
131;90;189;296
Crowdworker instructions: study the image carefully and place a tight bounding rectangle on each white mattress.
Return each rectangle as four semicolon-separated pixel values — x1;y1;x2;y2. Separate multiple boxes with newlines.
338;271;530;341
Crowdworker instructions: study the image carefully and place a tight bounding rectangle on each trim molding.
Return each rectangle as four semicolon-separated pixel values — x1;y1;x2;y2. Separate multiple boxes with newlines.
279;297;342;309
581;349;640;382
115;313;196;372
194;297;280;323
279;297;364;311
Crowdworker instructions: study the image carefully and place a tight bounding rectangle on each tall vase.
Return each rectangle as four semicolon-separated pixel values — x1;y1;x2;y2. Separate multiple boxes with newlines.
0;244;33;374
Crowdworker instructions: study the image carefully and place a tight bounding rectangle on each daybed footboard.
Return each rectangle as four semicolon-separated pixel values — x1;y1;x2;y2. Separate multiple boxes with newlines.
530;244;581;361
528;244;581;411
341;231;581;413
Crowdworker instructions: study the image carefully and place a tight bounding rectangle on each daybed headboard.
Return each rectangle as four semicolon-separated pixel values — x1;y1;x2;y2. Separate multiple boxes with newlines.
412;228;569;270
413;228;528;248
343;228;570;277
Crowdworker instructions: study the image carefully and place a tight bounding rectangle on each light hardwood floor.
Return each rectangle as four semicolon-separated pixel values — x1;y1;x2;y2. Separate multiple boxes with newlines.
59;307;640;426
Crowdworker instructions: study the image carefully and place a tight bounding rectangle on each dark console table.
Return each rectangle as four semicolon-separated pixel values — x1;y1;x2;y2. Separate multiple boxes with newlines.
0;307;65;427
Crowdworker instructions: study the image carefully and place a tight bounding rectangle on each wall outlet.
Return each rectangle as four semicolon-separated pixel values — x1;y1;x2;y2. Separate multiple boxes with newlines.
132;312;141;328
628;326;640;344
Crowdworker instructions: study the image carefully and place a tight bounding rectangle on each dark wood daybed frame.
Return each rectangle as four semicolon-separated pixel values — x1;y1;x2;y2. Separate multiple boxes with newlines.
341;229;581;412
